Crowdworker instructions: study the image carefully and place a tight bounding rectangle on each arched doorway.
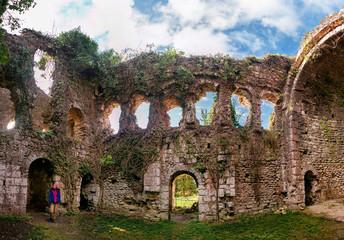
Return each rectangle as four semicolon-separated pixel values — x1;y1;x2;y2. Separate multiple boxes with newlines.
79;174;94;211
169;171;198;220
304;170;316;206
27;158;54;212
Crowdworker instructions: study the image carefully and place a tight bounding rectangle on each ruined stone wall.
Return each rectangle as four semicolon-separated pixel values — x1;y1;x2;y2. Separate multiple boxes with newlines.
139;130;280;221
0;31;100;215
281;9;344;208
1;10;344;221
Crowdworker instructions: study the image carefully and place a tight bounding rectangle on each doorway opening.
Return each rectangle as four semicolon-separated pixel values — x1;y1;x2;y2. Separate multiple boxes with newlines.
27;158;54;212
79;174;95;211
169;172;198;221
305;170;316;206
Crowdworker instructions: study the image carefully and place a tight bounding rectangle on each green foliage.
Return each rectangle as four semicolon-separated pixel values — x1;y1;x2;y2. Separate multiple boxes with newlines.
0;0;36;64
174;174;198;198
200;109;211;126
54;27;122;89
0;38;9;65
36;51;54;74
100;155;114;165
0;215;31;221
101;132;161;185
175;65;194;83
7;45;33;80
230;97;243;128
28;225;49;240
200;94;217;125
78;163;91;177
54;27;99;69
98;49;122;88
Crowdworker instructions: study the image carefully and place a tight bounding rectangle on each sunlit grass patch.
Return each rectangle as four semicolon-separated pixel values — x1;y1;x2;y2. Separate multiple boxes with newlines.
174;196;198;208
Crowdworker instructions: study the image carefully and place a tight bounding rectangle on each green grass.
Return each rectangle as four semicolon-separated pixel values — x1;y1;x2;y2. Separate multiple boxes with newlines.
0;215;31;221
174;196;198;208
28;225;49;240
77;211;344;240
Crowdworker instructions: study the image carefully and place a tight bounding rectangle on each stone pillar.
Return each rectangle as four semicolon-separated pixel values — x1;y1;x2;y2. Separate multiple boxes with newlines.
212;84;233;127
250;94;262;131
285;110;303;208
147;98;170;130
118;102;136;133
180;95;199;129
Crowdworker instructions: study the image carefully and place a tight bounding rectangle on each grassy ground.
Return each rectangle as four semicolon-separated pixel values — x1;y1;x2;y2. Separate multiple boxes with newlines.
174;196;197;208
0;215;47;240
76;211;344;240
3;211;344;239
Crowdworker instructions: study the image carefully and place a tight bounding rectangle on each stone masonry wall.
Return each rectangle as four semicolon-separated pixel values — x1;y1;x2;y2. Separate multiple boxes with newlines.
1;10;344;221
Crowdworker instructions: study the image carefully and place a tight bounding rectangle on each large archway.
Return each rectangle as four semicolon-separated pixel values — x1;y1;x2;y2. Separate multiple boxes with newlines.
169;171;198;220
27;158;54;212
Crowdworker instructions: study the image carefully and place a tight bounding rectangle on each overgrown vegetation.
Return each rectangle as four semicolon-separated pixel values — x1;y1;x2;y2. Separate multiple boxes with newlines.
0;0;36;64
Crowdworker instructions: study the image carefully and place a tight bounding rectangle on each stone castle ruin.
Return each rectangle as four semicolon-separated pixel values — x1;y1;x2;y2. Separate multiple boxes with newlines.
1;10;344;222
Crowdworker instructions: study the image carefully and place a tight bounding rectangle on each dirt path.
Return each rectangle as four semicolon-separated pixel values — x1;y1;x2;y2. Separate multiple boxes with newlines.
27;210;97;240
304;198;344;222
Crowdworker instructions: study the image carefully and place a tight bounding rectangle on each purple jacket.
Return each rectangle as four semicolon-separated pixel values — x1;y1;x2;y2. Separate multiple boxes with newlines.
49;188;61;204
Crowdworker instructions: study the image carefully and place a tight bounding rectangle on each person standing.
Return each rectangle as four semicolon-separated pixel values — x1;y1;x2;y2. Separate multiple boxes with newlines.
48;182;61;223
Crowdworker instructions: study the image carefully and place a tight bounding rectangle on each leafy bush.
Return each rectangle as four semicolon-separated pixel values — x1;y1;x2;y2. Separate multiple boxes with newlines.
54;27;99;69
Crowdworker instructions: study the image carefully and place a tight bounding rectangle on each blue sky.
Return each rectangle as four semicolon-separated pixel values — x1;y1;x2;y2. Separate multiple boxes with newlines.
16;0;344;131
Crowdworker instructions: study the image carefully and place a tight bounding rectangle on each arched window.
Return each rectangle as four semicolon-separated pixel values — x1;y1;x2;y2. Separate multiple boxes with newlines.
135;102;150;129
195;92;217;126
108;105;121;134
231;94;250;127
67;108;84;139
167;107;182;127
261;99;275;130
34;49;55;96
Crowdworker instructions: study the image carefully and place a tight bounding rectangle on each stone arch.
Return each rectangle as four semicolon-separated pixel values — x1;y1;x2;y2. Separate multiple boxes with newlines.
169;171;198;211
67;107;85;139
259;90;280;106
283;19;344;207
27;158;54;212
161;165;206;220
